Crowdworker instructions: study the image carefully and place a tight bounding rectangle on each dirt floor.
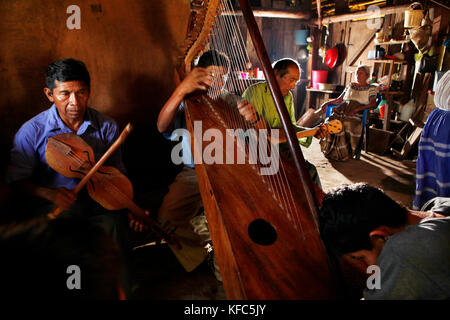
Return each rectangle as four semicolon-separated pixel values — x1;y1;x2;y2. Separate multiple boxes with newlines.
131;139;417;300
302;139;416;207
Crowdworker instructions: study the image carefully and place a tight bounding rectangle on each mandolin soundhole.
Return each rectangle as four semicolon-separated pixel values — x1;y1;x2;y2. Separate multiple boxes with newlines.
248;219;277;246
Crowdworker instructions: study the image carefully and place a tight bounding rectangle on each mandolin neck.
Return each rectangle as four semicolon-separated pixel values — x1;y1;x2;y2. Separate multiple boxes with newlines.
272;127;318;145
295;127;319;139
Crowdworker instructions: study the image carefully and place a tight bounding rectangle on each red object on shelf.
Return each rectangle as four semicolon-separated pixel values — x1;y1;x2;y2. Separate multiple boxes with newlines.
384;55;398;60
312;70;328;89
325;47;339;69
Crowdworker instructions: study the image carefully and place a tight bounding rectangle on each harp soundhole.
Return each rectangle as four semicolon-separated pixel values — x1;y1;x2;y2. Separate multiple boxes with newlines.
248;219;277;246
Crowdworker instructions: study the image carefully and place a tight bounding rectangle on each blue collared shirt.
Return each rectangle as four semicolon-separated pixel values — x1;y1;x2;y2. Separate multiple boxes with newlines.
6;105;126;190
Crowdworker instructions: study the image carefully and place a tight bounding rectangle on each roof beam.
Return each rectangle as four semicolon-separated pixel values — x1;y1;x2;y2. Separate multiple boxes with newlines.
335;0;349;15
221;9;310;20
317;0;322;29
315;3;411;24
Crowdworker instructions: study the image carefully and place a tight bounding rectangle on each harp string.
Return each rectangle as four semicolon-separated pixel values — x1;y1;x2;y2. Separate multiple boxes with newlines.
217;0;304;236
200;0;306;238
213;5;293;219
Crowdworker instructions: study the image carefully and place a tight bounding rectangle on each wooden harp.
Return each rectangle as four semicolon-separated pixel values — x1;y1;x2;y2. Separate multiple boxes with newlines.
178;0;337;299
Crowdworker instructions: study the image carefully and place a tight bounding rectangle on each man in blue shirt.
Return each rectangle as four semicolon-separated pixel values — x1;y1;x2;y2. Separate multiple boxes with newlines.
6;58;132;297
7;58;126;212
135;50;232;279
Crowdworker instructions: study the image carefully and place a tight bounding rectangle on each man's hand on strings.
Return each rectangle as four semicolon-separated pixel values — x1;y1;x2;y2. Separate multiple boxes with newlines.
179;67;213;96
128;210;150;233
314;123;330;139
51;187;77;211
237;100;259;123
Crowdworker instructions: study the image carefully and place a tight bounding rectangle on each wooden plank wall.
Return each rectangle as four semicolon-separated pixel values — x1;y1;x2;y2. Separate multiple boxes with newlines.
234;11;409;114
237;16;308;117
310;11;408;110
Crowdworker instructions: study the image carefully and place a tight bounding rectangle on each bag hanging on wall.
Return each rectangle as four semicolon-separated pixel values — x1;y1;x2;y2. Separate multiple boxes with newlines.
404;2;424;28
409;11;433;53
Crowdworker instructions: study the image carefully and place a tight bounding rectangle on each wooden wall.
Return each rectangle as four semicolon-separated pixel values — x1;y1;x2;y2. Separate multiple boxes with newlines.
310;19;386;109
249;17;309;117
260;17;304;64
0;0;190;189
309;6;449;110
327;15;406;86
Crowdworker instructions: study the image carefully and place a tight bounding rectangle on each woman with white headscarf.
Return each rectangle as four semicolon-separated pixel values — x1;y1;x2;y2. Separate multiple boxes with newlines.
317;65;378;161
413;70;450;210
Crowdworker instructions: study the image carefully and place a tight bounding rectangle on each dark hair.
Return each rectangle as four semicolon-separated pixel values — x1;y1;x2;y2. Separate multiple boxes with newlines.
318;183;408;256
45;58;91;91
273;58;300;78
195;50;230;72
0;216;121;299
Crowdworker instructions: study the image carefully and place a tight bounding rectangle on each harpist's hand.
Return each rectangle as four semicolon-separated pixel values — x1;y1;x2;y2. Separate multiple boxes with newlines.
237;100;259;123
51;187;77;211
179;67;213;95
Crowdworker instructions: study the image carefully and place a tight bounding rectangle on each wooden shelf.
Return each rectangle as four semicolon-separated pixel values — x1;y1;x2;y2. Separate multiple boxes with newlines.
370;59;407;64
375;39;410;45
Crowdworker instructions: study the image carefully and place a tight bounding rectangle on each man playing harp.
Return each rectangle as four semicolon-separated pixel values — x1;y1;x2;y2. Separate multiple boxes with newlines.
136;50;234;281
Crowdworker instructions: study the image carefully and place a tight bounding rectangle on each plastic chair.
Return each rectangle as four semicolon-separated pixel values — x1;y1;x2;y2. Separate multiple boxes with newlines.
325;93;382;159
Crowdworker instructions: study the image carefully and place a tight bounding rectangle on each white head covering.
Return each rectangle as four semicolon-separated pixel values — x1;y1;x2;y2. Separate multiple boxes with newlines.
434;70;450;111
354;65;370;78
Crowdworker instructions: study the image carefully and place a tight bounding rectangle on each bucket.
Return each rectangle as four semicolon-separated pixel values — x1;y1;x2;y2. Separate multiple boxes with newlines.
404;2;423;28
312;70;328;89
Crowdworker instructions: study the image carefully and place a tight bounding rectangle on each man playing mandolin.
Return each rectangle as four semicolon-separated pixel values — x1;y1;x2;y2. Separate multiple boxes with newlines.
237;58;330;187
6;58;132;296
7;58;127;211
